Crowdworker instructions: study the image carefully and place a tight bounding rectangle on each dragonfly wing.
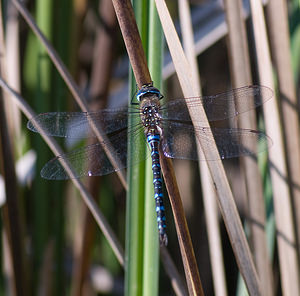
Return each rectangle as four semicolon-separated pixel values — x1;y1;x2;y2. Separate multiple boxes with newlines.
161;121;272;161
162;85;273;122
27;108;131;138
41;125;147;180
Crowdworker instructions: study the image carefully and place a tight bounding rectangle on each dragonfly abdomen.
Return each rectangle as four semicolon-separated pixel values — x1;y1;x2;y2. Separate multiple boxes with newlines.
147;133;168;246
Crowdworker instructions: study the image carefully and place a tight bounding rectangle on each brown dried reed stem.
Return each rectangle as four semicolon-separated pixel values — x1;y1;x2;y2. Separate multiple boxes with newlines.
0;3;26;295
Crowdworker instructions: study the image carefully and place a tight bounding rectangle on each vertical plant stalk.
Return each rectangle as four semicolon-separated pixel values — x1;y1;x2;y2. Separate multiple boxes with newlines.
224;0;274;295
142;1;162;295
24;0;53;289
0;3;26;295
5;2;21;139
51;0;73;293
266;0;300;259
126;77;146;296
154;0;261;294
0;99;25;296
178;0;227;295
160;156;204;296
111;0;151;88
249;0;300;295
125;0;148;295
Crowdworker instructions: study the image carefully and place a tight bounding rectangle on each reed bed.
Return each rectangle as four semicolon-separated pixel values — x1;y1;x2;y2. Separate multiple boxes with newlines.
0;0;300;295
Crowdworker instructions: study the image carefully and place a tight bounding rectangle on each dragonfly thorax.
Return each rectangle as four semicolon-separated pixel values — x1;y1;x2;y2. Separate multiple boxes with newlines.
140;97;162;134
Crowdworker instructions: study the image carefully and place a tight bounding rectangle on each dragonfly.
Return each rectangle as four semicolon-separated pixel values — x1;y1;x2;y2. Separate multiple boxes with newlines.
27;84;273;245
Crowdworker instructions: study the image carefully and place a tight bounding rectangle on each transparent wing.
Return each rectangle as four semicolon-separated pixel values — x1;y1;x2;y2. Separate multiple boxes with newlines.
161;85;273;122
27;86;273;139
161;121;272;161
41;125;147;180
27;107;138;138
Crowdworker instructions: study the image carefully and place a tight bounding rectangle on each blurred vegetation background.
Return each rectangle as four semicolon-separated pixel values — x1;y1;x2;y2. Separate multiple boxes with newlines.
0;0;300;295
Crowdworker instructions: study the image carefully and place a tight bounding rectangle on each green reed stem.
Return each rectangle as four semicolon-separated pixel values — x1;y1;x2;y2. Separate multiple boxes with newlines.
125;1;148;295
142;1;163;296
23;0;53;289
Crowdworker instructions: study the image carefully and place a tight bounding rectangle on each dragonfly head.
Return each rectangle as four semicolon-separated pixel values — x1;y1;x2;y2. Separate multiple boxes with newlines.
136;85;163;102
